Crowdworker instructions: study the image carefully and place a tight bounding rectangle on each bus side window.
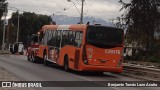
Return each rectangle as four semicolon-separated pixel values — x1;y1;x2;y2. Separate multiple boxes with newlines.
47;30;52;45
61;30;66;47
53;30;56;46
56;30;62;48
46;30;50;45
75;31;83;47
44;30;48;45
50;30;55;46
72;31;77;46
55;31;58;47
68;31;73;45
80;32;83;46
68;31;76;45
72;31;76;40
65;30;69;45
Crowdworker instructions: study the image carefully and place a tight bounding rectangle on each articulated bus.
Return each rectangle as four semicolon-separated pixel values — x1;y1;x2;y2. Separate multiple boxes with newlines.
36;24;124;73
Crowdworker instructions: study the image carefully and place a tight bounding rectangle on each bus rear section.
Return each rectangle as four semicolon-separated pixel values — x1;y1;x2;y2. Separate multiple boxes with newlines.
80;25;124;73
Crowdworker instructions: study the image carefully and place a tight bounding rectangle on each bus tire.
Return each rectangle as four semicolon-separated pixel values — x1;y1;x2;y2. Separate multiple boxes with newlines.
43;54;49;66
27;54;30;61
32;53;37;63
31;52;34;62
64;55;70;72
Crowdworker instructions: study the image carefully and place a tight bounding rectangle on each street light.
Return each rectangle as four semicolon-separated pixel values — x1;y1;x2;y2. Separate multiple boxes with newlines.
67;0;85;24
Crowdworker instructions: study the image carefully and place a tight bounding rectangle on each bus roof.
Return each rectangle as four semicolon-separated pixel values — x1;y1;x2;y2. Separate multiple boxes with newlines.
41;24;123;32
41;24;88;32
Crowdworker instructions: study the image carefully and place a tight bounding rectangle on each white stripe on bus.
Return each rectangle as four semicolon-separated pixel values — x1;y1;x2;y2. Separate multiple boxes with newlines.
57;25;70;30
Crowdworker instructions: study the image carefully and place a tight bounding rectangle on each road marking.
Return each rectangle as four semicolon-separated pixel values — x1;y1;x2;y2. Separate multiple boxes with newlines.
111;87;122;90
72;74;121;90
73;75;93;81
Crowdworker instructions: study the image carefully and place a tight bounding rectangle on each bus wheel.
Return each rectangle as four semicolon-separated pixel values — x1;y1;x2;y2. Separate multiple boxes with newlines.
31;52;34;62
27;53;31;61
44;54;49;66
64;55;70;72
32;54;37;63
27;53;30;61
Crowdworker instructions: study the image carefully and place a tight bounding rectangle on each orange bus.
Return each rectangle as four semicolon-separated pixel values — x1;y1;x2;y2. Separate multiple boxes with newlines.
36;24;124;73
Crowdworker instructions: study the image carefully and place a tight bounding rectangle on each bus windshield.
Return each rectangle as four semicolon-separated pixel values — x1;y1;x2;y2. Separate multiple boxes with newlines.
86;26;123;47
31;35;39;43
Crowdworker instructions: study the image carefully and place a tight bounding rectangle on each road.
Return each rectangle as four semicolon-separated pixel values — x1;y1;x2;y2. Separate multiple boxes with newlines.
0;54;159;90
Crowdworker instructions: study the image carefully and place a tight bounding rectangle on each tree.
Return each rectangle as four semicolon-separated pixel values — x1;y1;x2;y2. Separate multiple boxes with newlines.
11;12;52;45
0;0;6;19
0;0;7;45
119;0;160;59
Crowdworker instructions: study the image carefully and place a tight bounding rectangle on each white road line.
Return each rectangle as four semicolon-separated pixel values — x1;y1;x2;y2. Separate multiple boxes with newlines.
72;74;121;90
73;75;93;81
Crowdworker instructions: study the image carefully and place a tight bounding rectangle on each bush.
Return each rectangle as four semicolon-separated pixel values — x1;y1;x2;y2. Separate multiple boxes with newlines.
148;56;160;63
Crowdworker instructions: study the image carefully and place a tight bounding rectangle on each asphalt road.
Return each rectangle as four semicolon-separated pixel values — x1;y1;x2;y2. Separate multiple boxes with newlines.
0;54;159;90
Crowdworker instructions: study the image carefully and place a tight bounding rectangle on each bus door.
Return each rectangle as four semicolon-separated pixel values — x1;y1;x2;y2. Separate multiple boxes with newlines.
48;30;61;63
74;31;83;69
67;30;82;69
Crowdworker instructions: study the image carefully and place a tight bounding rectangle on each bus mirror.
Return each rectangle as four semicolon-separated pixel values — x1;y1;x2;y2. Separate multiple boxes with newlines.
86;22;90;25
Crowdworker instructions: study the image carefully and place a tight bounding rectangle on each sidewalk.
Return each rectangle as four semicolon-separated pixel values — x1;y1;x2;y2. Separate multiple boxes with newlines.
0;67;19;81
0;66;34;90
0;50;11;54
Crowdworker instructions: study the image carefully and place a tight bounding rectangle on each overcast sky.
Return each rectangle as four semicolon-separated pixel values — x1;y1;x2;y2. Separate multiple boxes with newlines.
6;0;127;20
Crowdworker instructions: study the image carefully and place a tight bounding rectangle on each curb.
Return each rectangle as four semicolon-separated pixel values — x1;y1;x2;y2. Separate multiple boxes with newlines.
0;50;11;54
122;65;160;81
120;73;158;81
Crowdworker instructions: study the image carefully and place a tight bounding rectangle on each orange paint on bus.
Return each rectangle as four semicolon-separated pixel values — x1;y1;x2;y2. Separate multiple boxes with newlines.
37;24;124;73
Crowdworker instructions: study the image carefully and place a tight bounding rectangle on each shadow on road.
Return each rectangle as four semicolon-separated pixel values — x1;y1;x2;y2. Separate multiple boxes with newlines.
34;62;118;78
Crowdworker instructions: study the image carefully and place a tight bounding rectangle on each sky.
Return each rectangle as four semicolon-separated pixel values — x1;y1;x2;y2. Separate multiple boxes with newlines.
5;0;128;20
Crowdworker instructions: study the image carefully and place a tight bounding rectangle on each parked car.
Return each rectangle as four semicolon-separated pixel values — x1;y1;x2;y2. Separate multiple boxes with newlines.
9;42;24;55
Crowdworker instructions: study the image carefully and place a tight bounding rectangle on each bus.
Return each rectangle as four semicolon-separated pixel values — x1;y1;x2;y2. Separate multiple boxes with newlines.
36;24;124;73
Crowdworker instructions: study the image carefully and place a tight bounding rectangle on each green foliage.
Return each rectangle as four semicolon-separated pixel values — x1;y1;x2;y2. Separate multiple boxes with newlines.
119;0;160;59
148;56;160;63
11;12;52;45
0;0;7;19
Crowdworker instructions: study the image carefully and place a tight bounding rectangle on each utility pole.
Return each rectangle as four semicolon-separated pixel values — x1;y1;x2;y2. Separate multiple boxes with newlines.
80;0;85;24
16;10;20;42
67;0;85;24
1;3;8;51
